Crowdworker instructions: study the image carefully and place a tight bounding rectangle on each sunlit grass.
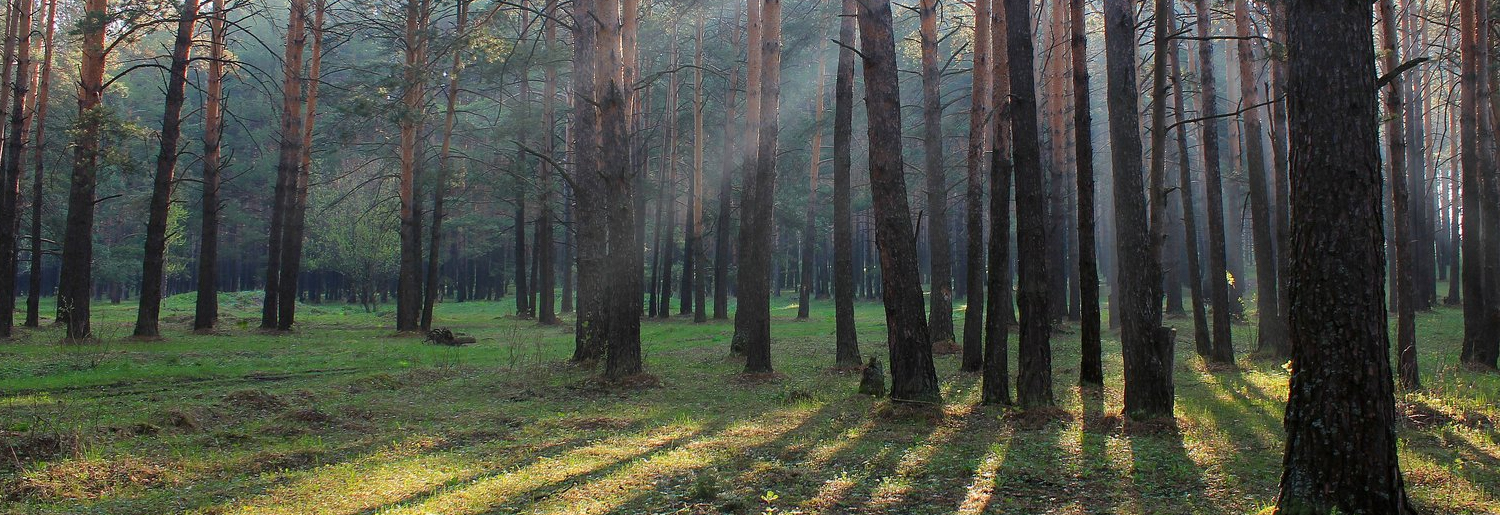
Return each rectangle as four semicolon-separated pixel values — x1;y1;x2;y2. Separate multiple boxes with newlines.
0;291;1495;514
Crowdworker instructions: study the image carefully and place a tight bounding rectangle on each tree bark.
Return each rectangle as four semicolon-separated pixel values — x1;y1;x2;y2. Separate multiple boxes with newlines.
832;0;861;368
1169;35;1211;360
961;0;990;373
55;0;109;339
688;16;707;322
24;0;57;328
261;0;308;331
1233;0;1288;359
1377;0;1419;391
1070;0;1101;386
130;0;198;338
0;0;35;337
1458;0;1489;367
571;0;605;362
536;0;558;325
394;0;429;332
277;0;325;330
799;54;826;320
737;0;781;374
1106;0;1171;418
856;0;940;404
1196;0;1234;362
1006;0;1052;409
713;5;742;321
982;0;1012;406
920;0;953;346
1275;1;1416;511
596;0;643;380
731;0;765;356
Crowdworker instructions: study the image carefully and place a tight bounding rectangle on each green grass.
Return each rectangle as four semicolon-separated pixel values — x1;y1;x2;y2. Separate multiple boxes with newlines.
0;291;1496;514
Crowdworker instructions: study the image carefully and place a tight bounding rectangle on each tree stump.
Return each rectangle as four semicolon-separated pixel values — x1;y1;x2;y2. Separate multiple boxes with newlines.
858;356;886;396
426;328;476;346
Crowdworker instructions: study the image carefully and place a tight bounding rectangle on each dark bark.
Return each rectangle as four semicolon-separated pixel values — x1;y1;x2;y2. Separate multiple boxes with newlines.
961;0;989;373
1005;0;1051;409
571;0;605;362
262;0;308;330
55;0;108;340
713;4;741;321
1233;0;1288;359
131;0;198;338
737;0;780;374
1275;1;1415;511
1196;0;1234;363
596;0;643;380
425;0;470;329
982;0;1012;406
0;0;35;337
832;0;861;368
798;59;826;320
24;0;57;328
856;0;940;404
394;0;429;332
1459;0;1489;367
277;0;324;331
1169;38;1211;360
920;0;953;345
1106;0;1171;418
536;0;558;325
1377;0;1418;391
1070;0;1100;386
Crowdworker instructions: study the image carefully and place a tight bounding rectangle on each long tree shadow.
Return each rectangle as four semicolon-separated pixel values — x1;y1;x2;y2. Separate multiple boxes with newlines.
1123;418;1209;514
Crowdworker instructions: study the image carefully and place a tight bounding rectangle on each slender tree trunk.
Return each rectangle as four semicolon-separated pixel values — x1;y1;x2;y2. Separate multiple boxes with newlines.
424;0;469;329
1106;0;1172;418
536;0;558;325
799;54;826;320
1376;0;1419;390
713;5;742;321
130;0;198;338
262;0;308;330
571;0;604;361
277;0;325;330
856;0;940;404
832;0;861;368
920;0;953;345
1169;38;1211;359
515;195;530;317
731;0;765;356
1006;0;1052;409
1196;0;1234;362
659;25;680;319
690;17;707;322
960;0;990;372
1458;0;1488;366
55;0;108;339
1233;0;1288;359
394;0;429;332
737;0;781;373
24;0;56;328
0;0;35;337
1276;1;1415;511
982;0;1013;405
1069;0;1101;385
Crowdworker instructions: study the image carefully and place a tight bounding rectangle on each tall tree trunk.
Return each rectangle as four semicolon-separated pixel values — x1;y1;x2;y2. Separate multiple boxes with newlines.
659;23;680;319
920;0;953;345
536;0;558;325
737;0;781;374
424;0;470;328
131;0;198;338
960;0;990;373
277;0;325;330
1169;36;1211;360
262;0;308;330
1196;0;1234;362
1480;0;1500;369
713;5;742;321
0;0;35;337
1006;0;1052;409
1458;0;1488;366
731;0;765;356
1106;0;1171;418
831;0;861;368
1233;0;1288;359
394;0;429;332
55;0;109;339
798;54;826;320
856;0;940;404
24;0;57;328
515;195;530;317
690;16;707;322
982;0;1012;405
1377;0;1419;390
596;0;643;380
571;0;604;362
1070;0;1101;386
1275;1;1415;511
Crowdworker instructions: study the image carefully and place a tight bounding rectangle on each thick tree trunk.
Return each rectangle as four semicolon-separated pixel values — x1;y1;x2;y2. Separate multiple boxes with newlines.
0;0;35;337
131;0;198;338
24;0;57;328
1275;1;1415;511
737;0;781;374
394;0;429;332
960;0;990;373
1196;0;1234;362
832;0;861;368
731;0;765;356
856;0;940;404
1006;0;1052;409
982;0;1012;406
1106;0;1171;418
262;0;308;330
596;0;643;380
920;0;953;346
1070;0;1101;386
571;0;605;362
1458;0;1489;366
1233;0;1288;359
55;0;108;340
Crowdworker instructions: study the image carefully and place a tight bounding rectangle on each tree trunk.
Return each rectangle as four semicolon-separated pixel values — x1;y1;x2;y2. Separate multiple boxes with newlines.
596;0;643;380
24;0;56;328
1196;0;1234;362
261;0;308;330
659;24;680;319
1233;0;1288;359
1169;36;1211;360
1458;0;1489;366
536;0;558;325
1275;1;1415;511
713;5;742;321
1377;0;1419;391
799;53;826;320
1106;0;1171;418
690;16;707;322
920;0;953;346
731;0;765;357
394;0;429;332
1070;0;1101;386
571;0;605;362
1005;0;1052;409
130;0;198;338
55;0;108;339
425;0;470;328
856;0;940;404
0;0;35;337
737;0;781;374
277;0;325;330
982;0;1012;406
960;0;990;373
832;0;861;368
515;196;530;317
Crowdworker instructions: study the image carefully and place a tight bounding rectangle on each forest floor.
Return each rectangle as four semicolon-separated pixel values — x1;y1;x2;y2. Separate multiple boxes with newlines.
1;292;1497;515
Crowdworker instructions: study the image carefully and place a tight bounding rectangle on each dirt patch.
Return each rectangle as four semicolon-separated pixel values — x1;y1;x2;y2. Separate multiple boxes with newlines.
1399;401;1454;430
1121;415;1181;436
246;449;325;473
280;408;335;425
6;457;166;501
1005;406;1074;431
1083;413;1122;434
0;431;76;471
873;400;945;424
931;339;962;355
221;389;286;411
